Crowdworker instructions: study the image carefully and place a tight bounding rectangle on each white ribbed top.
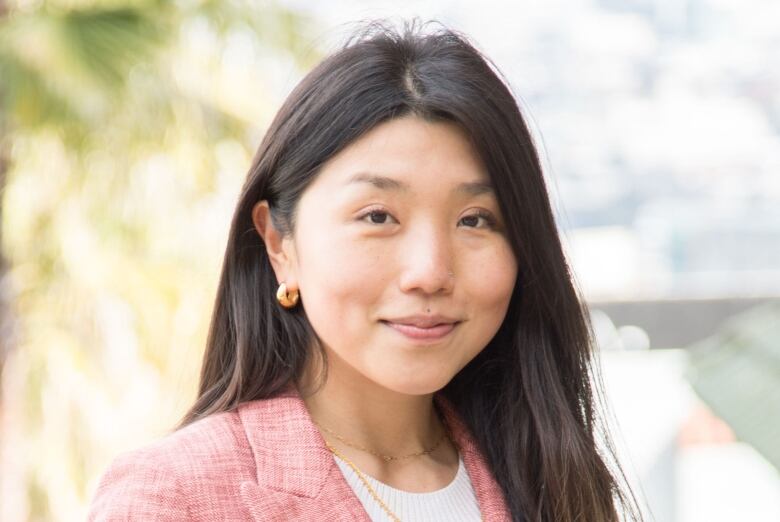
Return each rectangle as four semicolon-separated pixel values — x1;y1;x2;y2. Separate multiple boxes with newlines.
333;453;482;521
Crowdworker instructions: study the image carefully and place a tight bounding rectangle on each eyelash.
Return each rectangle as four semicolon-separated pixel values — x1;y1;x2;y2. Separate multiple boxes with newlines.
357;207;497;230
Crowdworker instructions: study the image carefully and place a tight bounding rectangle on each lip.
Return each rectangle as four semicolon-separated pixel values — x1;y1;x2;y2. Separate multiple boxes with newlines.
381;320;460;341
383;314;461;328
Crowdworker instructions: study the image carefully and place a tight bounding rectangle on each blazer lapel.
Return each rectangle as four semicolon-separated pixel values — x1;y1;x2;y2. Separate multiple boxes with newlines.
237;385;512;521
237;384;371;521
239;479;369;521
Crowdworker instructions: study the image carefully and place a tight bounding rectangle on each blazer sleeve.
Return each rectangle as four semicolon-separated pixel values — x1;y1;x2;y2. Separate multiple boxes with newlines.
86;447;191;521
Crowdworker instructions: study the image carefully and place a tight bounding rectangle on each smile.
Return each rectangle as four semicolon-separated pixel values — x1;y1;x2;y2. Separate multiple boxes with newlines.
381;320;459;342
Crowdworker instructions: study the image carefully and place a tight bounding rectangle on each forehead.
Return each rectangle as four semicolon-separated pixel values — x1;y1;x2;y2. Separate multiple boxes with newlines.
312;116;493;192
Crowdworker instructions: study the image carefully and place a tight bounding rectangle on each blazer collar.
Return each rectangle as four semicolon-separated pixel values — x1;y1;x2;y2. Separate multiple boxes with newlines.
237;384;512;520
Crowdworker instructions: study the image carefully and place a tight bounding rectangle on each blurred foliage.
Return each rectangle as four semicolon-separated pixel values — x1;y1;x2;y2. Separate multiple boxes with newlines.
684;300;780;472
0;0;322;520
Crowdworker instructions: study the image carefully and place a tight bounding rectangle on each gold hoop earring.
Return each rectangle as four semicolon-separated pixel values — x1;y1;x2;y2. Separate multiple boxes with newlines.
276;282;299;309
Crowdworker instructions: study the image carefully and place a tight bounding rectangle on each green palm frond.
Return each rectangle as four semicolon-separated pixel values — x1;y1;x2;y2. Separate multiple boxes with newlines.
56;4;169;88
0;45;77;126
0;1;171;128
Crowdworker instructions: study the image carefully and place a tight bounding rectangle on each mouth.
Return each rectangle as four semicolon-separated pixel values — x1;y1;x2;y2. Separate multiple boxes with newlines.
380;320;461;342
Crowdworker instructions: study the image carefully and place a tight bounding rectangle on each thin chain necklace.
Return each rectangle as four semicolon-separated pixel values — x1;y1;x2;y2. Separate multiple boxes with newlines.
325;441;404;521
315;410;478;522
313;419;447;461
325;439;483;522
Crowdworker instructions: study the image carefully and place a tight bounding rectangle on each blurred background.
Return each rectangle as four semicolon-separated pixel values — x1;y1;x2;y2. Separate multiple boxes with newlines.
0;0;777;520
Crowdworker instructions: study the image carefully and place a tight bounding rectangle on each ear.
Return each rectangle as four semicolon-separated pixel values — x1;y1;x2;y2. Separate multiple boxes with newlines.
251;200;298;291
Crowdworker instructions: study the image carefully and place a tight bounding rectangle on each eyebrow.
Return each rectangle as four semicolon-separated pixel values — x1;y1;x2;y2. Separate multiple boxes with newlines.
345;172;496;197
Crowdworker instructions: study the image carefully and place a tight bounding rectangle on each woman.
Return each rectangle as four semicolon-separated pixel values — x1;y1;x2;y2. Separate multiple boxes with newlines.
88;18;643;522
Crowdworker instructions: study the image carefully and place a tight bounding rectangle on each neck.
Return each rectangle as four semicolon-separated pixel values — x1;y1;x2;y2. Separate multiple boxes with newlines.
297;357;444;457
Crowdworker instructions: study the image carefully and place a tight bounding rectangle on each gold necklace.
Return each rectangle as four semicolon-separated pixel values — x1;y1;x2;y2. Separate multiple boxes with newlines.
325;441;403;522
313;410;450;521
313;420;447;461
325;438;483;522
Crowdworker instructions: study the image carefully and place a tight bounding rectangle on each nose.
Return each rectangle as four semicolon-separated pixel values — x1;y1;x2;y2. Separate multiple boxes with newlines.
397;224;455;295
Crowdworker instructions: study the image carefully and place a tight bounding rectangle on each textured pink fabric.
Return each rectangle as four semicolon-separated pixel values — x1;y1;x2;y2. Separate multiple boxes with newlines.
87;385;512;521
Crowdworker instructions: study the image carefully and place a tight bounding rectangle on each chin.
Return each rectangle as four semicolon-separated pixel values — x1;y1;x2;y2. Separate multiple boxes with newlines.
376;372;453;397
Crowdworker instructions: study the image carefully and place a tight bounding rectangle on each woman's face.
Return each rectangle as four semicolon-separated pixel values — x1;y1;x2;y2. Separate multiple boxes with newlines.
274;115;517;396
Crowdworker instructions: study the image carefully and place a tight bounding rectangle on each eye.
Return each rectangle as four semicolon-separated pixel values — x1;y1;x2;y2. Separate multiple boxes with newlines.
459;210;497;229
358;208;498;229
359;209;398;225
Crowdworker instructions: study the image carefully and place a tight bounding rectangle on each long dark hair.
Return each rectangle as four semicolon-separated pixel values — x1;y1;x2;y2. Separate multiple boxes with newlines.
177;18;644;522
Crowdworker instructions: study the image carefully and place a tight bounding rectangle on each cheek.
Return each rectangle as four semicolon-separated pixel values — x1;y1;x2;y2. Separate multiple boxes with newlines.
296;228;388;331
491;246;518;304
466;242;517;330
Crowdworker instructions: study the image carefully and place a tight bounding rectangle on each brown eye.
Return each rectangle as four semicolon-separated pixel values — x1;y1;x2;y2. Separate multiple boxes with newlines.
460;215;480;227
368;211;389;224
459;210;496;229
359;209;397;225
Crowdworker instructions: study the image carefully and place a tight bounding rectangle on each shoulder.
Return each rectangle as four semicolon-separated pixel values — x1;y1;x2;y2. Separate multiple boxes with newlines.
86;407;255;521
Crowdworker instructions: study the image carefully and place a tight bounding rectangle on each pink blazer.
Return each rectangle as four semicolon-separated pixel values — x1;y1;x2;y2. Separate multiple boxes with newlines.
87;385;512;520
